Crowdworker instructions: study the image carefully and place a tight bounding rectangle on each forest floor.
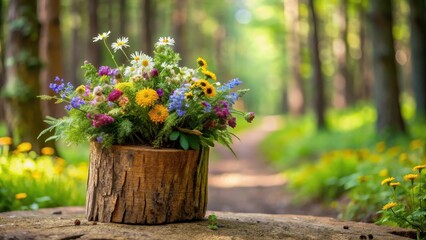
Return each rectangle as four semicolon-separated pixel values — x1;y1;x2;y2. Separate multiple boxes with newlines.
207;116;338;217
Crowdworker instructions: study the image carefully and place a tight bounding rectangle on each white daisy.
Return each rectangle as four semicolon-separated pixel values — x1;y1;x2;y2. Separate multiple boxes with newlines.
111;37;130;52
130;51;143;65
139;54;154;70
93;31;111;42
157;37;175;46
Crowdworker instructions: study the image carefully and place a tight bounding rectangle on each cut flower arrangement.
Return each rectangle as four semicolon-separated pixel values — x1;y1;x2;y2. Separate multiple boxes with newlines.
40;32;254;152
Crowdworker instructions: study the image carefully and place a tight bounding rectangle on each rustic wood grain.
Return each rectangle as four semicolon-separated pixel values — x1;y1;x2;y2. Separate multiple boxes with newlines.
86;143;209;224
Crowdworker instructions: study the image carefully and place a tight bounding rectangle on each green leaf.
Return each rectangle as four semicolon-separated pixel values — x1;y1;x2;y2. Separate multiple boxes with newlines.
170;131;180;141
179;134;189;150
188;135;200;150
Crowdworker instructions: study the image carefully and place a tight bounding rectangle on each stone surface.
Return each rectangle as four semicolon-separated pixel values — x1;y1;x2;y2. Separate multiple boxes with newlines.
0;207;414;240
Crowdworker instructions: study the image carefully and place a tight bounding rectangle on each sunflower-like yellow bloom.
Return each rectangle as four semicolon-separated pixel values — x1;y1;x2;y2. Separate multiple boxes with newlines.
413;164;426;173
203;85;216;98
41;147;55;156
148;104;169;124
202;69;217;81
136;88;159;108
381;177;395;186
16;142;32;152
404;174;418;181
196;57;208;69
382;202;397;211
0;137;12;145
15;193;28;200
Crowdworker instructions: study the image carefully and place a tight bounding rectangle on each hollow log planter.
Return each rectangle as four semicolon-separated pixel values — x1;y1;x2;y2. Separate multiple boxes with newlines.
86;142;209;224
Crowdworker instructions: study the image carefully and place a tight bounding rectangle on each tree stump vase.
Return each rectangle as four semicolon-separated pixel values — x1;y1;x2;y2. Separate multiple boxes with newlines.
86;142;209;224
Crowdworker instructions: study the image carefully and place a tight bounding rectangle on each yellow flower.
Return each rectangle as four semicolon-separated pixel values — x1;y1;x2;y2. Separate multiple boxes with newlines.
115;82;133;91
390;182;400;187
196;79;210;88
75;85;86;94
203;85;216;97
413;164;426;173
399;153;408;162
379;169;388;177
410;139;423;150
15;193;27;200
136;88;159;108
16;142;32;152
382;202;397;211
148;104;169;124
202;69;217;81
404;174;418;181
375;141;386;153
381;177;395;185
41;147;55;156
196;57;208;69
0;137;12;145
184;91;194;99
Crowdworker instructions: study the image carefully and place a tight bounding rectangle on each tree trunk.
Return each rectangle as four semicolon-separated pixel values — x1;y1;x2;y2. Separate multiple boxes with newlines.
308;0;326;130
332;0;352;108
4;0;48;151
70;0;81;86
358;2;373;101
369;0;405;134
408;0;426;119
86;143;209;224
142;0;154;54
39;0;64;121
88;0;101;67
0;0;6;129
172;0;187;64
284;0;305;115
118;0;126;62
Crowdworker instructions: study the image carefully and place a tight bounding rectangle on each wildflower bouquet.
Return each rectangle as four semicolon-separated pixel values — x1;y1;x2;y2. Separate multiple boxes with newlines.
40;32;254;151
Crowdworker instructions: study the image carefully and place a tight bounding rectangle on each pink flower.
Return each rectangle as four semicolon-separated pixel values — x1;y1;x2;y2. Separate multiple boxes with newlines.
107;89;123;101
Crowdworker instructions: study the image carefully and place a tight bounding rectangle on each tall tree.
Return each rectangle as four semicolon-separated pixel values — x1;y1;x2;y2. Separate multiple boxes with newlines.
141;0;155;54
0;0;6;129
332;0;352;108
358;1;372;100
39;0;63;120
369;0;405;134
70;0;81;86
3;0;49;151
172;0;188;64
284;0;305;115
88;0;101;67
408;0;426;119
308;0;326;129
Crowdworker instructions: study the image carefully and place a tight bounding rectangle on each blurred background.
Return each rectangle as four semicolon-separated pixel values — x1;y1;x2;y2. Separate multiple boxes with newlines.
0;0;425;224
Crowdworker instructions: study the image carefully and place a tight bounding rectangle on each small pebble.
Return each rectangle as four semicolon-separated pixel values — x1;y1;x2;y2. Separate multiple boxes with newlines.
74;219;81;226
368;234;374;239
343;225;349;230
360;235;367;240
51;211;62;215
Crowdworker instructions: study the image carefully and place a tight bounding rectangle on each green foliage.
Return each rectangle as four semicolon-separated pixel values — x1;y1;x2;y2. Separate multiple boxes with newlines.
208;213;219;230
0;143;86;212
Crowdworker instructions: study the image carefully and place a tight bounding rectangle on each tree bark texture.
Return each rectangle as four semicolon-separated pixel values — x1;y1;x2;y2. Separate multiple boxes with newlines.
4;0;48;151
87;0;101;67
408;0;426;119
284;0;305;115
369;0;405;134
86;143;209;224
308;0;326;130
39;0;64;120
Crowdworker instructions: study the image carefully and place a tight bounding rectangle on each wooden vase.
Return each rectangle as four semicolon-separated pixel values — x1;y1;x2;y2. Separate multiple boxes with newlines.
85;142;209;224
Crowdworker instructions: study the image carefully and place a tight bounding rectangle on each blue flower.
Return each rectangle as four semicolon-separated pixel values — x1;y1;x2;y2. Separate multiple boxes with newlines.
70;96;85;109
168;86;188;116
218;78;242;91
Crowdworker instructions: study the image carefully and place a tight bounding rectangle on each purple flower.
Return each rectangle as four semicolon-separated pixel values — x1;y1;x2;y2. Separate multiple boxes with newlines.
150;68;159;78
98;66;111;76
214;100;230;119
96;135;103;143
168;86;188;117
228;117;237;128
244;112;255;123
156;88;164;97
108;68;118;76
49;76;65;93
92;114;115;128
107;89;123;101
201;101;211;112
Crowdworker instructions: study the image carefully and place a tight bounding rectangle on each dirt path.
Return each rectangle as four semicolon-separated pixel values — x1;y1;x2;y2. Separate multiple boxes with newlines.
207;116;338;217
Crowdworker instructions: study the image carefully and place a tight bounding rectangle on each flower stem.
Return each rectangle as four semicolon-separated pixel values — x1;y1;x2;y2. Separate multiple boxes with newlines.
103;39;119;68
120;49;129;61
